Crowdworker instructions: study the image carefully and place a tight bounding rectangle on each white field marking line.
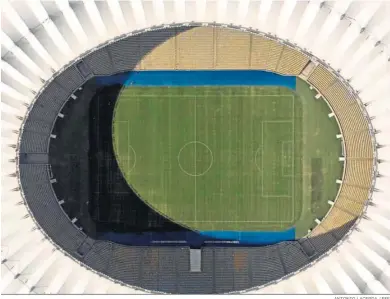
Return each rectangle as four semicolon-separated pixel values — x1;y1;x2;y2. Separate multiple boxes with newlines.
177;146;214;177
281;141;294;178
260;195;292;198
212;192;292;199
177;143;214;177
261;120;293;123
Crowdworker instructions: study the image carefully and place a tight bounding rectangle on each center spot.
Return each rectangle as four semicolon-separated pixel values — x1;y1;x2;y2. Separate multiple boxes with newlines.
178;141;213;176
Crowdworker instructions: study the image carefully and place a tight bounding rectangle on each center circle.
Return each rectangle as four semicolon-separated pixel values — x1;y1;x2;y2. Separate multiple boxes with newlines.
177;141;213;176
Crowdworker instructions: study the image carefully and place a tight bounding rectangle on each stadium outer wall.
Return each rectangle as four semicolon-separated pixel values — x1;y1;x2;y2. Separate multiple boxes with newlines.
15;23;377;294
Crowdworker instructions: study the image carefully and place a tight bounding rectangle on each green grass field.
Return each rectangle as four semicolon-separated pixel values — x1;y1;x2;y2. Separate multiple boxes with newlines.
113;79;343;236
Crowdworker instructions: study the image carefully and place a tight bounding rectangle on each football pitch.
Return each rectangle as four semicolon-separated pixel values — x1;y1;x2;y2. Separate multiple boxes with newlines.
112;80;342;235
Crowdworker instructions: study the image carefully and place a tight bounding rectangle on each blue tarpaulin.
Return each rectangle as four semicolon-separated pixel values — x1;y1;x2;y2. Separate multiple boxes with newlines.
95;70;296;89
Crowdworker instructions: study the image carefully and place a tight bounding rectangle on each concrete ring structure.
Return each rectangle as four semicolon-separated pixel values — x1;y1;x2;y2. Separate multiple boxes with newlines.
2;0;390;295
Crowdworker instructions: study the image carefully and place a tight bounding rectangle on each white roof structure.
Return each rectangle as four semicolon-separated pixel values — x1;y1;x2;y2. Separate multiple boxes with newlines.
1;0;390;294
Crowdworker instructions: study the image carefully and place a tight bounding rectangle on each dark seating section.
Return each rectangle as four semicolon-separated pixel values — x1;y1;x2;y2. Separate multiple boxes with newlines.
232;250;251;291
55;65;84;93
139;28;178;54
76;237;95;257
23;118;52;135
279;242;310;273
107;245;143;285
309;229;339;254
108;37;141;73
214;248;236;293
298;238;317;257
83;241;112;273
250;247;285;286
90;246;289;294
19;153;49;164
84;47;114;75
36;81;69;114
76;60;93;78
19;164;86;253
179;249;213;294
19;81;68;153
157;247;178;293
19;130;49;153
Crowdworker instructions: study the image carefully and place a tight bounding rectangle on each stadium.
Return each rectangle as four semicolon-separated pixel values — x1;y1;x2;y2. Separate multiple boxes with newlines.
1;0;390;294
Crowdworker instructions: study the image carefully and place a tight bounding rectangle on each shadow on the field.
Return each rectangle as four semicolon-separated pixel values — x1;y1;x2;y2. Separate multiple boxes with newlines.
88;85;189;235
49;83;302;247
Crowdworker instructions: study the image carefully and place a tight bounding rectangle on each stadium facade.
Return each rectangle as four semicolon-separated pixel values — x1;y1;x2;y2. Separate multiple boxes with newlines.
2;0;390;294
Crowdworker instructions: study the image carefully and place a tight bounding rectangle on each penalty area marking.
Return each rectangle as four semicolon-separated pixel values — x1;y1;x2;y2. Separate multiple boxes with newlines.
253;121;296;223
177;141;214;177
